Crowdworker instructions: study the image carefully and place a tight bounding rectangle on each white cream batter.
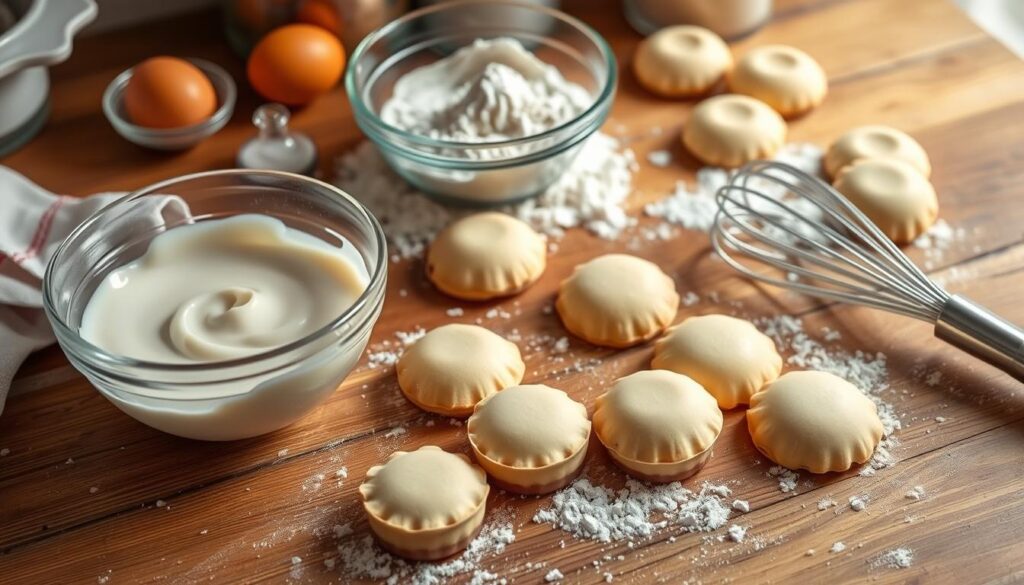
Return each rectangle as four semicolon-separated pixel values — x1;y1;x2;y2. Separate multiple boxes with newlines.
80;214;368;363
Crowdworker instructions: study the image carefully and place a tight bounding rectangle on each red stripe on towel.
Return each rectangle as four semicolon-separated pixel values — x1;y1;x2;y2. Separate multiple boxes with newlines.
0;196;67;268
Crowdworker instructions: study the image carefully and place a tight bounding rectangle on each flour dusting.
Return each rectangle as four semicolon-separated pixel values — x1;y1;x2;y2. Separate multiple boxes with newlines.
533;478;732;543
332;519;515;584
333;132;636;259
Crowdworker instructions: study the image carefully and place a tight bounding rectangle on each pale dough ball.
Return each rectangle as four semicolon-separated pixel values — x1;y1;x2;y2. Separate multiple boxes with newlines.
652;314;782;409
824;125;931;179
633;25;733;97
594;370;722;482
746;371;883;473
832;158;938;244
359;446;488;560
397;324;524;417
728;45;827;118
556;254;679;348
427;212;546;301
468;384;590;494
682;94;786;167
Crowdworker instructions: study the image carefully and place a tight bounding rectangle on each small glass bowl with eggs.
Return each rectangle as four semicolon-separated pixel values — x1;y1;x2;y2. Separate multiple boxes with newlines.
103;57;237;150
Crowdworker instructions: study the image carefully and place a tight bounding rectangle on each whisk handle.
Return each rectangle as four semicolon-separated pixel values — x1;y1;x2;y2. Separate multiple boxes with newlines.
935;295;1024;381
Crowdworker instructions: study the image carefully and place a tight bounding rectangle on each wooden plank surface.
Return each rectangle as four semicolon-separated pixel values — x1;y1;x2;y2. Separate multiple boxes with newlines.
3;0;1024;582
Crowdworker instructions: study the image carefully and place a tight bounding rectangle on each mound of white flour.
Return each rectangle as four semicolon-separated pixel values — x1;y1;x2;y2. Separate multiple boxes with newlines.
381;38;592;147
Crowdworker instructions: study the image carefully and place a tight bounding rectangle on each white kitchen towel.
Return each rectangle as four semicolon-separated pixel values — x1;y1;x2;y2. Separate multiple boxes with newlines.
0;167;188;415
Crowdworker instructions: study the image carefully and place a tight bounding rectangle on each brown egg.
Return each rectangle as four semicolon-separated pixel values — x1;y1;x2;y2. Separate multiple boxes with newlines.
124;57;217;129
247;24;345;106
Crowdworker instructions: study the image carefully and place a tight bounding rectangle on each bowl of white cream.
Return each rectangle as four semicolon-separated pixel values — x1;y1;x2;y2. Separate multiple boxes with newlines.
344;0;617;205
42;170;387;441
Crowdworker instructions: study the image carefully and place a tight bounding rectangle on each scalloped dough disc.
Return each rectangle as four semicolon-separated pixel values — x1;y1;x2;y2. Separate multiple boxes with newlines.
556;254;679;348
727;45;827;118
824;125;931;179
468;384;591;494
652;314;782;409
747;370;883;473
359;446;489;560
397;324;525;417
594;370;723;482
633;25;733;97
427;212;546;301
832;158;938;244
682;94;786;167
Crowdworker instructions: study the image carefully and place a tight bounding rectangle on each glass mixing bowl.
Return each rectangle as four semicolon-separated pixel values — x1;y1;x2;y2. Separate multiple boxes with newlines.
345;0;617;206
42;170;387;441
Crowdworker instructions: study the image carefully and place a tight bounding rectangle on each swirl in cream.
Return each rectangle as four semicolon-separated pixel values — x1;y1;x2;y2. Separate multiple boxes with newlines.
80;215;368;363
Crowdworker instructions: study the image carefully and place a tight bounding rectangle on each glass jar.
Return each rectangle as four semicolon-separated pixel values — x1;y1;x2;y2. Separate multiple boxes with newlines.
624;0;773;40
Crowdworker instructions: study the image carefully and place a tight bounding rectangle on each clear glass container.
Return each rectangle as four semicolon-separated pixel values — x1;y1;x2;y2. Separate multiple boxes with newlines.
42;170;387;441
624;0;773;40
344;0;617;206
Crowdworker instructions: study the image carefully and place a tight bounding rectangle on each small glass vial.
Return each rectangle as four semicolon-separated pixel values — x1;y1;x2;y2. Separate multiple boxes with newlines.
237;103;317;175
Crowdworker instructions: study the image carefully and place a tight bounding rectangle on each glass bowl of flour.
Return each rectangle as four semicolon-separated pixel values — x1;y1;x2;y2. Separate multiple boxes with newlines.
345;0;616;205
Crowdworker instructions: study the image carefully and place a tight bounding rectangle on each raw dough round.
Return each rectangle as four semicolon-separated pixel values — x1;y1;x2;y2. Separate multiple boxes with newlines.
727;45;827;118
747;370;883;473
652;314;782;409
397;324;525;417
832;158;938;244
633;25;733;97
427;212;546;301
594;370;723;482
468;384;591;494
824;125;931;179
682;94;786;167
556;254;679;348
359;445;489;560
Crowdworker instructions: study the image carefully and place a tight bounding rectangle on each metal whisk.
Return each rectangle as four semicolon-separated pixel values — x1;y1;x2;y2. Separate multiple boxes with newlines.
711;160;1024;381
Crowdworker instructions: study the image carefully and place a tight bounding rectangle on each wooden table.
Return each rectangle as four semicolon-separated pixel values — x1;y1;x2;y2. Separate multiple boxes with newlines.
3;0;1024;582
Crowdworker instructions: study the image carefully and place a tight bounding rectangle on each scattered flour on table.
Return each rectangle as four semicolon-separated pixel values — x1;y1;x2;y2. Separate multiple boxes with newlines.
768;466;799;494
532;478;732;543
333;132;636;260
849;494;869;512
646;149;672;167
366;328;427;369
830;542;847;553
871;547;914;569
905;485;926;501
644;143;824;233
333;519;515;584
544;568;565;582
289;556;303;579
727;525;747;543
912;219;965;270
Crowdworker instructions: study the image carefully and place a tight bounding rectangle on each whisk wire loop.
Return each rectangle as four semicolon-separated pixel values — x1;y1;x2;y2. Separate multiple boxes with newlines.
712;160;949;322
